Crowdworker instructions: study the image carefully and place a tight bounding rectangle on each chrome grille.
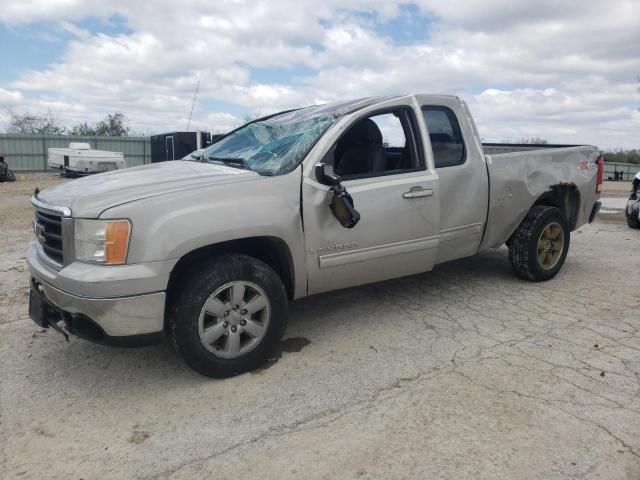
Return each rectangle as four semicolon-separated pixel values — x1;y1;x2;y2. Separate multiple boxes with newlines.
34;209;64;264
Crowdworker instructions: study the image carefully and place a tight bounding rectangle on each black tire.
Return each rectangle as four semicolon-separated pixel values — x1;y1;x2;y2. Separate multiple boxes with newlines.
626;204;640;229
6;168;16;182
169;254;288;378
508;205;570;282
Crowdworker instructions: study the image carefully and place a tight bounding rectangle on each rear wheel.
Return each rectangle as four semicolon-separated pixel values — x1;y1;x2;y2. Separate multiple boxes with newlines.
170;254;288;377
508;206;570;282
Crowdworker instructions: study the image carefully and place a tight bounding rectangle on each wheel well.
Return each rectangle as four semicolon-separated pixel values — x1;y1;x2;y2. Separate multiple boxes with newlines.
165;236;295;327
533;184;580;230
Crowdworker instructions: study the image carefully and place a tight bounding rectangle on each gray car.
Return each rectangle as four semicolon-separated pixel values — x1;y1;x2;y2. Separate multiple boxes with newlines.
27;94;603;377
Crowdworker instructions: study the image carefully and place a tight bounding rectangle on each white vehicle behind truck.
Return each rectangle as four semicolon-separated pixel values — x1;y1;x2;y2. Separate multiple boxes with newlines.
48;143;126;176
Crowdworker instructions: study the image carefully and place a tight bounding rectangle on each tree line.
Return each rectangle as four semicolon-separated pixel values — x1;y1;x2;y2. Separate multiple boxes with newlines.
519;137;639;164
4;109;131;137
602;149;640;165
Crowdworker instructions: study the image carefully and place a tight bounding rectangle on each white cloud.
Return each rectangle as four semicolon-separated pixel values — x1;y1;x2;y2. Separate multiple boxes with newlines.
468;84;640;147
0;87;23;105
0;0;638;148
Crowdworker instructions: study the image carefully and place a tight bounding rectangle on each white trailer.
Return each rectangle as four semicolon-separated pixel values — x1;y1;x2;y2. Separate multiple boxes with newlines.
48;143;127;176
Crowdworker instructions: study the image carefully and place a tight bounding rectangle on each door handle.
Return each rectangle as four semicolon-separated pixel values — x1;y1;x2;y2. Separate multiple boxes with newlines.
403;187;433;199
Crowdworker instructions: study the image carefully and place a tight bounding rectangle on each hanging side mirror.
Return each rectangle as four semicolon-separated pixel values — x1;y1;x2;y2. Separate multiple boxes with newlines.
330;184;360;228
315;163;360;229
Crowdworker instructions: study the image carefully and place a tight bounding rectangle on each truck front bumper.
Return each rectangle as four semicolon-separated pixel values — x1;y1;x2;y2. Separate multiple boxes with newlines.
26;242;174;344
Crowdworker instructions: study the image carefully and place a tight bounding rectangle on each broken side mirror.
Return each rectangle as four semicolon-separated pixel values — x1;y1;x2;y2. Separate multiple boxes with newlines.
315;163;360;229
314;162;340;186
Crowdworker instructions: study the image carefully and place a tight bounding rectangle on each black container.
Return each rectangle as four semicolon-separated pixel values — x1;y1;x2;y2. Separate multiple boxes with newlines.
150;131;214;163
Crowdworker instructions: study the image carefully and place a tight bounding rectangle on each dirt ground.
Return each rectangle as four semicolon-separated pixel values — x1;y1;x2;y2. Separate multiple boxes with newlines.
1;175;639;479
601;180;635;197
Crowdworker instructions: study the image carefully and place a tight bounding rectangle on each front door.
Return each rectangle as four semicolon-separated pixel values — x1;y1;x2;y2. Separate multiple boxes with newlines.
302;104;440;295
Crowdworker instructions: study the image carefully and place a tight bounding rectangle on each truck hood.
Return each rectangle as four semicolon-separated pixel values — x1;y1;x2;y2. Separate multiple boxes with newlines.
37;161;259;218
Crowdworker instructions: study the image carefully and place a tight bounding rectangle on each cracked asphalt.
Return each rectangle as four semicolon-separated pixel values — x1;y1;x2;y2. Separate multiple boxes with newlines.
1;175;639;479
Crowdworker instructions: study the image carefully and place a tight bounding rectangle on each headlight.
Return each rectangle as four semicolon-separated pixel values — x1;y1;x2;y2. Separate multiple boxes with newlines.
74;219;131;265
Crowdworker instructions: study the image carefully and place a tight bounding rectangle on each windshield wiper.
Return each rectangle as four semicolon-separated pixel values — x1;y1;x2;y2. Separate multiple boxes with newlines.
206;157;251;171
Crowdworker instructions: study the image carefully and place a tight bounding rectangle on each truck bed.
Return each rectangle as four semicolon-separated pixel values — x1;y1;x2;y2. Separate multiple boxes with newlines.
480;144;600;250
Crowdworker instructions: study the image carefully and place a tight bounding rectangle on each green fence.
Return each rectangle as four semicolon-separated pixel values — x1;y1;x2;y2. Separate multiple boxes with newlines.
603;161;640;182
0;134;151;171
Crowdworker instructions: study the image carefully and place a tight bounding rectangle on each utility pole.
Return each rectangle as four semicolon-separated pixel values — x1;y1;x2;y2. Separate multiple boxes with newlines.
186;79;200;132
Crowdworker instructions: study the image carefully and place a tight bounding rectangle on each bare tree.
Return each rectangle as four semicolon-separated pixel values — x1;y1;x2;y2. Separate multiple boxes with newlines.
238;111;263;127
6;109;65;135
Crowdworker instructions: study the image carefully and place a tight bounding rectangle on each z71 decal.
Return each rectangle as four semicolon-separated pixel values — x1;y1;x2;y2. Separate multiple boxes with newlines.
579;161;597;170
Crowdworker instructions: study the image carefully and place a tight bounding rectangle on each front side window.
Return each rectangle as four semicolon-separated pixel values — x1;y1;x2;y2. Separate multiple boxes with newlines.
371;113;406;148
421;106;465;168
199;108;335;176
332;108;422;179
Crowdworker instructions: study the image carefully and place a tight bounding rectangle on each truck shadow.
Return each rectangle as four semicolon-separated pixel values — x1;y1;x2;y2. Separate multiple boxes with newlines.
289;246;513;324
37;247;515;387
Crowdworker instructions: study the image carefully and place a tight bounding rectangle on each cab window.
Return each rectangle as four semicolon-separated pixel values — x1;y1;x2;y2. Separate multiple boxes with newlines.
421;106;466;168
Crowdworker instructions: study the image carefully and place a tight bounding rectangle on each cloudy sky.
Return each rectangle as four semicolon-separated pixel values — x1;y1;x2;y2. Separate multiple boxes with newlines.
0;0;638;149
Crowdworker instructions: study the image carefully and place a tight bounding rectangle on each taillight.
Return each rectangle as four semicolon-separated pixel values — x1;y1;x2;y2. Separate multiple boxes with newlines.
595;155;604;194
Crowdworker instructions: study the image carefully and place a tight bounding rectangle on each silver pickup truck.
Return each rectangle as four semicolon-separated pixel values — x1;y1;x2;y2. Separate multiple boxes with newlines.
27;94;603;377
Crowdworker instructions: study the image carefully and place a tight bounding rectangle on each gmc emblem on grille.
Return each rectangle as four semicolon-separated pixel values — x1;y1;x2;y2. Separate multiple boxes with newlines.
33;220;45;243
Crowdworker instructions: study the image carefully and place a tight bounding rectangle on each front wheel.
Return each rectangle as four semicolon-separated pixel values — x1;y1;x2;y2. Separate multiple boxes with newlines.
626;202;640;229
170;254;288;377
508;206;570;282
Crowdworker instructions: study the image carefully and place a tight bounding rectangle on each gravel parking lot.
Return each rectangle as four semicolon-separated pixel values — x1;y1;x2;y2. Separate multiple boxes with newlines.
1;175;639;479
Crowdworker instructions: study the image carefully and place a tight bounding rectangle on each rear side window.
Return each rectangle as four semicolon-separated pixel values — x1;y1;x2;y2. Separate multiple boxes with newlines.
421;106;465;168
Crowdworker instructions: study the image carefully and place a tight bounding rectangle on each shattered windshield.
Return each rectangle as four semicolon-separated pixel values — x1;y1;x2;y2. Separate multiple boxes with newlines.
199;108;336;176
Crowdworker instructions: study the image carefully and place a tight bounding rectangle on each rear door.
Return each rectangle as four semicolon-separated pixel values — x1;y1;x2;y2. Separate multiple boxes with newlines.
417;97;488;264
302;100;441;295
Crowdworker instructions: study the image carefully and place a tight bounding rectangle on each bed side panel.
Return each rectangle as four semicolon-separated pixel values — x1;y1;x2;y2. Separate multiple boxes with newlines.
480;146;599;250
